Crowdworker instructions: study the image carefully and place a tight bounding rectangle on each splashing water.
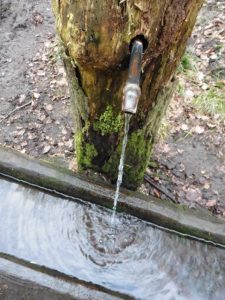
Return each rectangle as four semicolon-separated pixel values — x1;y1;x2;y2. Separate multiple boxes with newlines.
112;113;132;220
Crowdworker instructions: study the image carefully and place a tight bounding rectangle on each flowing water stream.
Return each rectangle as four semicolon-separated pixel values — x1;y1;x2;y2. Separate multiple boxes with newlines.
0;178;225;300
112;113;132;218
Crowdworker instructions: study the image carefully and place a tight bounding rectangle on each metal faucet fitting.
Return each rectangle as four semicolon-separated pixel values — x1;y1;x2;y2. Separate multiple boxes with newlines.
122;40;143;114
122;83;141;114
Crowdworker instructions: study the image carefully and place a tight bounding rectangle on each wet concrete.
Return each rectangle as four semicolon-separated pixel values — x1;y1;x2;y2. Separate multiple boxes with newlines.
0;146;225;245
0;254;127;300
0;274;75;300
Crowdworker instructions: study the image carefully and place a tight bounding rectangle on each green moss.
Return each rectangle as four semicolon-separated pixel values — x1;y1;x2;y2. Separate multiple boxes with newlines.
51;0;59;17
93;105;123;136
124;132;151;189
75;123;98;169
103;131;151;190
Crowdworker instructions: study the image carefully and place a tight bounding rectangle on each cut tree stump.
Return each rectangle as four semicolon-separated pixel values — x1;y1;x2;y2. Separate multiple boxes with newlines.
52;0;204;189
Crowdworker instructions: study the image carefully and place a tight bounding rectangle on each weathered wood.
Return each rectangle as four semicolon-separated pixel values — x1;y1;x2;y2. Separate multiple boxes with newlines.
52;0;204;189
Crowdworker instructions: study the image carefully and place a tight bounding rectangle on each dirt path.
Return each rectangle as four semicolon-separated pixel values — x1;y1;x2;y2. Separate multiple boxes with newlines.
145;1;225;217
0;0;73;165
0;0;53;99
0;0;224;217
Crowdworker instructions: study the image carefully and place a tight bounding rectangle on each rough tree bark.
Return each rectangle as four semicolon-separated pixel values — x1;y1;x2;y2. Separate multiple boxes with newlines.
52;0;204;189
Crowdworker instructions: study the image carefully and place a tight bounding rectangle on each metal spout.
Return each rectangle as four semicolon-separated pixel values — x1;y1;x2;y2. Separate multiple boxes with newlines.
122;40;143;114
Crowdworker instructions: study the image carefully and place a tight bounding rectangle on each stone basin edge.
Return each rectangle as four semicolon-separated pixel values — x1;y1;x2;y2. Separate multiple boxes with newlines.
0;146;225;246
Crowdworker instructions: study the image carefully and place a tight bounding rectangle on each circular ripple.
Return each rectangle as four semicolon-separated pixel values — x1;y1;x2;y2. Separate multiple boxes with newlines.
0;179;225;300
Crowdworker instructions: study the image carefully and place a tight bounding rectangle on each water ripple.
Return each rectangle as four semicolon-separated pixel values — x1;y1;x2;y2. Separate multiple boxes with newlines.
0;179;225;300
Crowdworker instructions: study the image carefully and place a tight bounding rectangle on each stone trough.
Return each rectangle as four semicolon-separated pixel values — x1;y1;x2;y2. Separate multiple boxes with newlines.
0;146;225;247
0;146;225;299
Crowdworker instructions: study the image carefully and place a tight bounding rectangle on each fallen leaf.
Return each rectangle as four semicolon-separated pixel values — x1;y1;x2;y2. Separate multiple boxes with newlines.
65;140;74;151
201;83;208;90
37;70;45;77
206;200;217;207
33;92;40;99
38;114;46;122
46;104;53;111
193;125;205;134
210;53;218;60
197;72;204;81
45;117;53;124
161;144;171;154
185;90;194;98
203;182;210;189
17;129;26;136
207;123;216;129
186;188;201;202
181;124;189;131
58;67;66;75
42;145;51;154
196;115;209;121
200;54;209;61
21;141;28;147
153;189;160;198
57;78;68;87
32;12;44;25
18;94;26;104
177;149;184;154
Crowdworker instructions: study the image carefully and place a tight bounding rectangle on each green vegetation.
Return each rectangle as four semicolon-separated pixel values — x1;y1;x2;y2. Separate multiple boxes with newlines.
74;105;124;170
177;80;186;97
157;119;170;140
193;86;225;118
148;160;159;169
75;123;98;169
215;43;225;54
103;131;151;190
176;51;199;101
180;51;197;72
124;132;151;189
93;105;123;136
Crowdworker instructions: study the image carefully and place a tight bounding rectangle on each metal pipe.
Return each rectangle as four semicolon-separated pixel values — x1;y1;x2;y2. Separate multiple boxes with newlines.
122;40;143;114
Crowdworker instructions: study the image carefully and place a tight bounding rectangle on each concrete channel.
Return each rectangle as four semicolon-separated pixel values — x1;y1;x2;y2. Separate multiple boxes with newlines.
0;146;225;299
0;146;225;246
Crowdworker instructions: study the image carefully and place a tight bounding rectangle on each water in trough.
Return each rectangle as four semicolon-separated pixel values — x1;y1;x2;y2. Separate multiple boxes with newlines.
0;177;225;300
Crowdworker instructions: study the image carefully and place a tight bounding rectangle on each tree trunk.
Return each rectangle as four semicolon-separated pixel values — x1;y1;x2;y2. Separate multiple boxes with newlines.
52;0;204;189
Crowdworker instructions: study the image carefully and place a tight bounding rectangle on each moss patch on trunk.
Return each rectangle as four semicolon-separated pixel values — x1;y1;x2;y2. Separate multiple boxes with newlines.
93;105;123;136
75;123;98;169
103;131;151;190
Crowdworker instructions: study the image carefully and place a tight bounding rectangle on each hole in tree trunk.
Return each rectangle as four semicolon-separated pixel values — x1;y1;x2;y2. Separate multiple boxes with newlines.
74;65;83;90
129;35;148;53
117;35;148;71
65;47;70;56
